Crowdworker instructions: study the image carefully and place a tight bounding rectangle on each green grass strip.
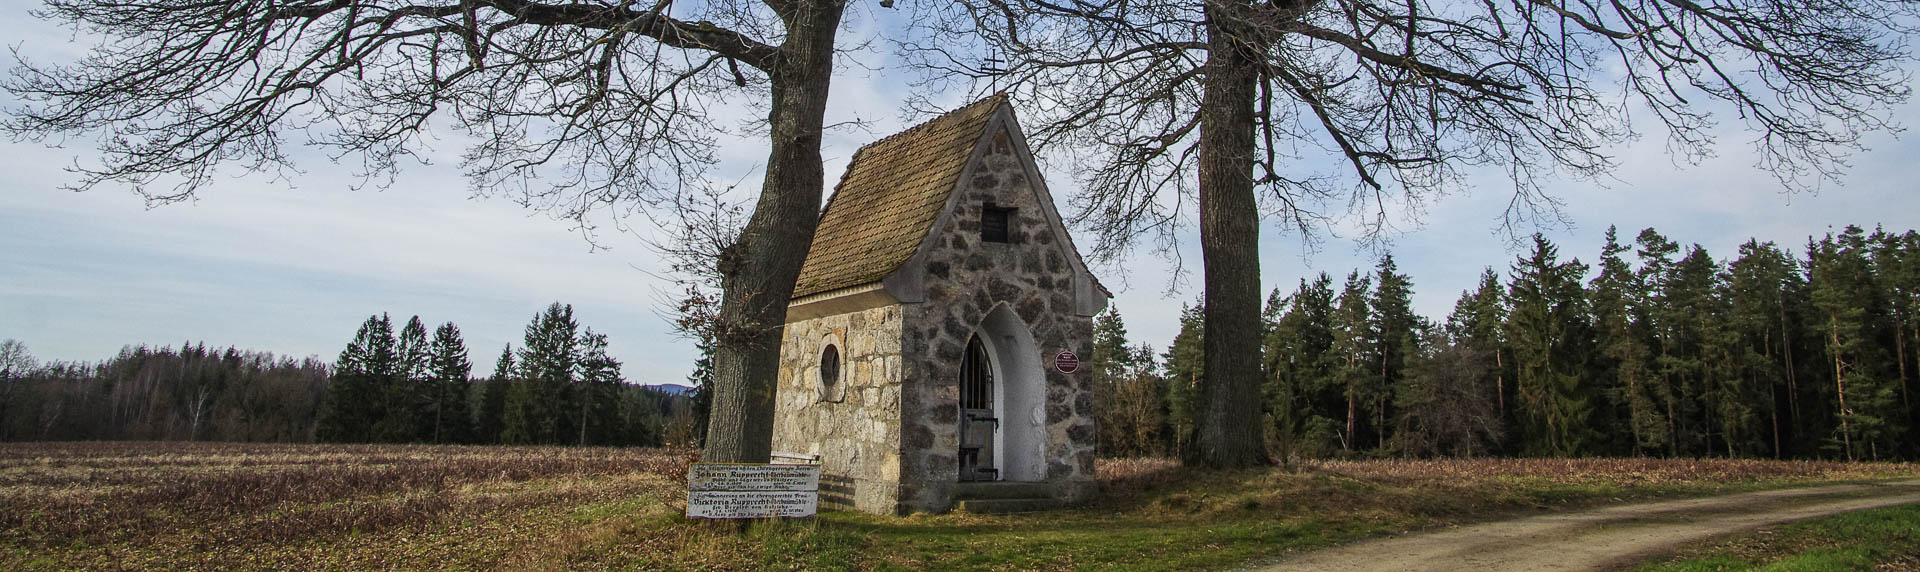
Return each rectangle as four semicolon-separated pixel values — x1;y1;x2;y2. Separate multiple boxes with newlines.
1638;503;1920;572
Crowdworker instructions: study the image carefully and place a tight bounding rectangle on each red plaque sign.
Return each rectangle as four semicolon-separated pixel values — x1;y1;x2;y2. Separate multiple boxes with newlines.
1054;350;1080;373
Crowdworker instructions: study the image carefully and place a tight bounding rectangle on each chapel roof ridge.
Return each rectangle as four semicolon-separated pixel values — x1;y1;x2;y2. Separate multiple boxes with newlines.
851;93;1007;153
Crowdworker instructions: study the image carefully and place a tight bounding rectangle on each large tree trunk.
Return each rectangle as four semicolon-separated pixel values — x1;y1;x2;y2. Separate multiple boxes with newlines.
701;0;845;464
1188;0;1268;469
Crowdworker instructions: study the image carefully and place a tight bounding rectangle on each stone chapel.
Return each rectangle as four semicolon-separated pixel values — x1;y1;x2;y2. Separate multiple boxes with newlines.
771;95;1108;515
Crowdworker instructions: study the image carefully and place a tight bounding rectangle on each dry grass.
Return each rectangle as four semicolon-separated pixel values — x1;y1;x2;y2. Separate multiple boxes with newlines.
4;443;1917;571
1090;456;1920;521
0;442;696;569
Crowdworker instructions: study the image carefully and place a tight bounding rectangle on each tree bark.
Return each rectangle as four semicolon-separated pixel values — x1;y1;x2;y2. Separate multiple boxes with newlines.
1380;343;1389;450
1188;0;1268;469
701;0;845;464
1831;316;1854;461
1769;370;1781;459
1376;395;1385;450
1779;290;1800;439
1895;315;1909;409
1495;348;1505;429
1346;386;1357;451
1765;328;1780;458
1628;369;1642;457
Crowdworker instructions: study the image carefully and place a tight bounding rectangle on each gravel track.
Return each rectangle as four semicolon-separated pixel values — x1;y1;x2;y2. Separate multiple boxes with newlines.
1244;479;1920;572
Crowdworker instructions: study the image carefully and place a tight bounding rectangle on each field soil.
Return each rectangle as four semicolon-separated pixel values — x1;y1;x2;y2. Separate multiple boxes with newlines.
1246;479;1920;572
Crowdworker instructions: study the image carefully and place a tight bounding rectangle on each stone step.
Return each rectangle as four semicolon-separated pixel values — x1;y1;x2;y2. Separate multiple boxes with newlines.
954;481;1058;500
954;497;1066;514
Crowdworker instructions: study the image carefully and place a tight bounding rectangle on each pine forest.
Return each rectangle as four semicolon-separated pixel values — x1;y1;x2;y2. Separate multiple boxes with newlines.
1096;224;1920;462
5;225;1920;462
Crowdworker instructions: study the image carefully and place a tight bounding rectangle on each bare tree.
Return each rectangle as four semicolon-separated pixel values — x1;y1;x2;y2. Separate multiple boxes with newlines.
186;384;215;441
906;0;1917;467
0;339;31;382
1108;350;1168;456
1395;333;1504;458
5;0;855;462
0;339;35;438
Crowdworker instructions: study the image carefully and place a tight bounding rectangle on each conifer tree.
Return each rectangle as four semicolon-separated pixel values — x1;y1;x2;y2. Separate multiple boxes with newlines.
1092;305;1135;454
1634;228;1686;456
1591;226;1662;455
317;314;395;443
1871;228;1920;454
372;316;429;442
618;385;664;447
1092;306;1135;376
1263;287;1299;460
1163;301;1206;457
1667;246;1750;457
1505;235;1596;456
507;303;582;445
575;330;624;446
501;374;535;445
427;322;473;444
476;345;513;444
1647;244;1731;454
1330;271;1375;451
1447;268;1512;451
395;316;431;380
687;339;715;448
317;320;369;443
362;316;400;394
1265;274;1341;458
1371;254;1419;451
1809;226;1901;460
1727;239;1802;457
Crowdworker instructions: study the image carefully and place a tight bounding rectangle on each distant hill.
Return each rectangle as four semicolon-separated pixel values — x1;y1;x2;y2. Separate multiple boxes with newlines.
640;384;696;397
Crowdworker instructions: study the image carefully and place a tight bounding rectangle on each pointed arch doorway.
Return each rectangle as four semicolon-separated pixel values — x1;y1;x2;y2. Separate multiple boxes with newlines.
958;303;1047;482
959;336;997;481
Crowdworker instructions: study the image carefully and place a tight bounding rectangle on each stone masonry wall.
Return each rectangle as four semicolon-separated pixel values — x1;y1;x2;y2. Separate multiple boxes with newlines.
897;125;1098;512
771;304;905;514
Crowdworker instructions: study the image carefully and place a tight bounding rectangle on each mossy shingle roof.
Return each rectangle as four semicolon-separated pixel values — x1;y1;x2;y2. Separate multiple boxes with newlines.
792;95;1006;298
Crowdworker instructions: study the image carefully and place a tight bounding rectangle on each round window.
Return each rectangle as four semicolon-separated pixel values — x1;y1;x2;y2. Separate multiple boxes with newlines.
819;345;842;402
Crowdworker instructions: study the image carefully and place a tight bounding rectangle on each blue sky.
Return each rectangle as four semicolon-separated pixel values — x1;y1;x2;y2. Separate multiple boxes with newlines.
4;4;1919;385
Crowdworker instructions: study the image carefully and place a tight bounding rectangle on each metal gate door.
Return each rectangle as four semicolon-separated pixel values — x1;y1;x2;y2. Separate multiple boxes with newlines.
958;335;999;481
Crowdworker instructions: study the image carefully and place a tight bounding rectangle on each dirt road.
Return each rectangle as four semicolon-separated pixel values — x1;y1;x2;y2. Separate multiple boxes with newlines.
1245;479;1920;572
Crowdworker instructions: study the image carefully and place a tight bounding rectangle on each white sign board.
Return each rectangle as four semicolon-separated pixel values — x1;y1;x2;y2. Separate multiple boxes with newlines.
687;463;820;519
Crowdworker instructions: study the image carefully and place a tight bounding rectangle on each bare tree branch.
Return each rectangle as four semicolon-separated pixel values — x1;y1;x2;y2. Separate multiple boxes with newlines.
4;0;790;243
905;0;1917;257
